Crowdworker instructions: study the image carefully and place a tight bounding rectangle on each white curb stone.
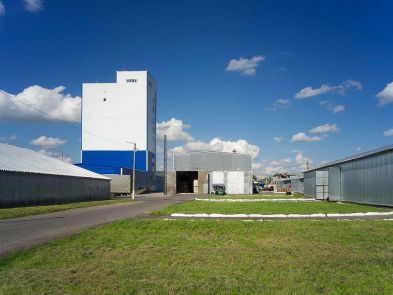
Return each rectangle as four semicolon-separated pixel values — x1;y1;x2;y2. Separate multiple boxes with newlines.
170;211;393;219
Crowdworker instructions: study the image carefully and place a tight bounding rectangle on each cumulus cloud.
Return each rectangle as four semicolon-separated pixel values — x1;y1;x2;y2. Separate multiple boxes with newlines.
273;136;283;143
331;104;345;113
309;124;339;134
376;82;393;106
266;99;291;111
0;1;5;15
38;149;72;163
384;128;393;136
295;152;312;170
0;86;81;123
30;136;66;148
0;135;16;142
226;55;265;76
173;138;260;159
156;118;193;142
23;0;43;12
290;132;321;143
253;152;313;176
320;101;345;113
295;80;362;99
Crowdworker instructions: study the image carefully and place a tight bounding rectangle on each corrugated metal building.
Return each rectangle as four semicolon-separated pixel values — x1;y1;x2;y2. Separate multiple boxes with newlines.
0;144;111;207
276;176;304;194
304;144;393;206
168;151;253;194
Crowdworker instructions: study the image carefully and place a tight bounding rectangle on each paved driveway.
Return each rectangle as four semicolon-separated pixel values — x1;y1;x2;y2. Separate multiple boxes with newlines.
0;195;193;256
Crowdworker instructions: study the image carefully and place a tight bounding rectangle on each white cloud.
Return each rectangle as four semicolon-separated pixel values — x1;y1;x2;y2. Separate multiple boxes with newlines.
377;82;393;106
266;99;291;111
156;118;193;142
331;104;345;113
273;136;283;143
384;128;393;136
226;55;265;76
23;0;43;12
309;124;339;134
173;138;260;159
0;135;16;142
38;149;72;163
30;136;66;148
0;86;81;123
320;101;346;113
0;1;5;15
290;132;321;143
253;152;313;176
295;80;362;99
294;152;312;170
295;85;331;99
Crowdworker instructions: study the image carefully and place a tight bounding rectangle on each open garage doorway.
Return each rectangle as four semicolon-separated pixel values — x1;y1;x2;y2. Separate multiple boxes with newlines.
176;171;198;193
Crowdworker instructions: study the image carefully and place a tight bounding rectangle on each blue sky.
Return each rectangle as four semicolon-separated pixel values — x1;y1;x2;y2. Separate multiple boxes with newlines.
0;0;392;175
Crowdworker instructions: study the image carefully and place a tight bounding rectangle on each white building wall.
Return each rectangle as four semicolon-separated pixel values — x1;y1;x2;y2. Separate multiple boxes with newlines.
82;71;151;151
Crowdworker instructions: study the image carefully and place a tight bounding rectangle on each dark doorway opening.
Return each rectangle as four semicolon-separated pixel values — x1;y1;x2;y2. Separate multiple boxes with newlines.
176;171;198;193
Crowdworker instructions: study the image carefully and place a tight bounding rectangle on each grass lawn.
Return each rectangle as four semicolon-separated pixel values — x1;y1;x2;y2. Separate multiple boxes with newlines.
1;219;393;294
197;194;304;199
0;198;134;219
154;200;390;215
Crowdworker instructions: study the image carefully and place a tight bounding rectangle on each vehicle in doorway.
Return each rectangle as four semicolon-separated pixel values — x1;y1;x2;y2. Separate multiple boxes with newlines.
212;184;226;196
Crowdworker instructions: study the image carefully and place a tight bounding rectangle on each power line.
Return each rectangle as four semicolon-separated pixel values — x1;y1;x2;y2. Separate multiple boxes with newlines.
1;90;131;149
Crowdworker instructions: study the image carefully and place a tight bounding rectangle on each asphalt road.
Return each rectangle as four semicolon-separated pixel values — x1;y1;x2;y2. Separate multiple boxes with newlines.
0;195;192;256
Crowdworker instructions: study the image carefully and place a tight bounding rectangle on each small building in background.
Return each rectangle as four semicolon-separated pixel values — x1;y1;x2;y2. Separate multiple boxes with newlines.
303;144;393;206
0;143;110;207
167;151;253;194
276;176;304;194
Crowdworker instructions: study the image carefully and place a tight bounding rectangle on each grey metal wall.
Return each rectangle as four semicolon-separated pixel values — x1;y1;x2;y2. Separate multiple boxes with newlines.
339;150;393;206
304;150;393;206
304;171;316;198
276;178;304;193
0;171;110;208
173;152;252;171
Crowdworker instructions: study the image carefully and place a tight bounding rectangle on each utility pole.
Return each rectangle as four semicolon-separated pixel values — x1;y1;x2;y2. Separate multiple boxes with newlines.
132;142;137;200
127;141;137;200
164;134;167;196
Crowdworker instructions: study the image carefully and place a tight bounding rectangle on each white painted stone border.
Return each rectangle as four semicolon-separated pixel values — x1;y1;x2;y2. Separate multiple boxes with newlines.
171;211;393;219
194;198;318;202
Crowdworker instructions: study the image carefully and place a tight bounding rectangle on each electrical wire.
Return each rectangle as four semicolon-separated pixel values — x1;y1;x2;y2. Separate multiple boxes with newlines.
0;90;132;149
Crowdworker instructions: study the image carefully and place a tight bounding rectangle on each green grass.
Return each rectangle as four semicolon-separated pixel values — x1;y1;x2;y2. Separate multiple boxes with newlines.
154;200;390;215
1;219;393;294
197;194;304;199
0;198;134;219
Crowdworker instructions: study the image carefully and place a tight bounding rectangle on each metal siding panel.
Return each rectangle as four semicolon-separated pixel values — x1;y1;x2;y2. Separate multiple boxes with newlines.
339;150;393;206
328;167;341;201
304;171;316;198
0;171;110;207
174;152;252;171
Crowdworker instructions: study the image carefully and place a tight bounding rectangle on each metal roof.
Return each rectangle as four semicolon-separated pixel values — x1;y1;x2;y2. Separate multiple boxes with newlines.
304;144;393;172
0;143;110;180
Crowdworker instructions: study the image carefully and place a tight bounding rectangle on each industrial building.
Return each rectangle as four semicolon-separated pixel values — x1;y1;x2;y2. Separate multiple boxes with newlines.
304;144;393;206
167;151;253;194
276;176;304;194
77;71;157;191
0;143;110;207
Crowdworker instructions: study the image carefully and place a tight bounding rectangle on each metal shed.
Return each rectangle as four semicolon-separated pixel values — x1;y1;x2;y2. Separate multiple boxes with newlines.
169;151;253;195
303;144;393;206
0;143;111;207
276;177;304;194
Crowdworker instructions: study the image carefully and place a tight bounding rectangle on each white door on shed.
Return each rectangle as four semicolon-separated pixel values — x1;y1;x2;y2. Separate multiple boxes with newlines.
212;171;225;184
227;171;245;194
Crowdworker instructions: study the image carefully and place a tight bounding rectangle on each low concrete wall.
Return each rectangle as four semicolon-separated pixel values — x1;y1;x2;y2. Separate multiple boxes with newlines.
0;171;110;208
